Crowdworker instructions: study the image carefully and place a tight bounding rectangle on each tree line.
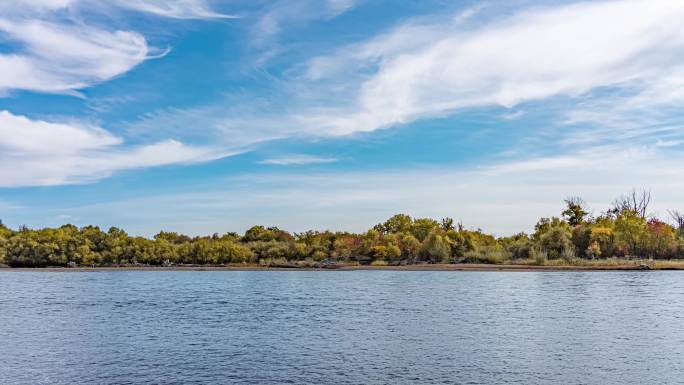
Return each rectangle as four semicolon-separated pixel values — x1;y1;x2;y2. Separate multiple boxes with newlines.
1;190;683;267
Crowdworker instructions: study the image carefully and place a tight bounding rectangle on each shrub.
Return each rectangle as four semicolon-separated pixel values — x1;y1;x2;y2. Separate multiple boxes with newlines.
539;227;574;259
531;247;548;265
462;245;505;264
586;241;601;259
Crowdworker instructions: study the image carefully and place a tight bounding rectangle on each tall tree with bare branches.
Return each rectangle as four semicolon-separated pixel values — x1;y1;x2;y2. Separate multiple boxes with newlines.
668;210;684;236
609;189;651;218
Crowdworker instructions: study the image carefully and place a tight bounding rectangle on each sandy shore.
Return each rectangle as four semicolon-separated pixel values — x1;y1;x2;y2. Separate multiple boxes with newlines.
1;263;680;272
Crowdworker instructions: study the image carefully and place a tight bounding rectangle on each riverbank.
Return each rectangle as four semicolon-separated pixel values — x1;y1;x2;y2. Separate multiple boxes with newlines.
3;261;684;272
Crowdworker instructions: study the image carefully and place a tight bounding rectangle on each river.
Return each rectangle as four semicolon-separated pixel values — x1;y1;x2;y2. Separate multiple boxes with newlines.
1;271;682;384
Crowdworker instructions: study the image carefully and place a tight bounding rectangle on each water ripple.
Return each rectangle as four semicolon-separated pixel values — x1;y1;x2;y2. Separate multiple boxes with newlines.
1;271;683;384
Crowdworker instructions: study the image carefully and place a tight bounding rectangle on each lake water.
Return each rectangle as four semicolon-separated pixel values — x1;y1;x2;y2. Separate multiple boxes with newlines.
1;271;683;384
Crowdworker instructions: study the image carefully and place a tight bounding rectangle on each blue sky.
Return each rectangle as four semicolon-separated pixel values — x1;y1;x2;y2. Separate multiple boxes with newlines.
1;0;684;236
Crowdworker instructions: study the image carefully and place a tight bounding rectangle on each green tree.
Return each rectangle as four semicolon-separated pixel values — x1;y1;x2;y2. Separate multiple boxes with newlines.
501;233;533;260
562;197;589;226
396;233;421;263
571;224;592;258
420;230;451;263
0;220;11;264
589;225;615;258
614;211;648;257
411;218;440;242
534;219;573;259
373;214;413;234
371;243;401;263
441;217;455;231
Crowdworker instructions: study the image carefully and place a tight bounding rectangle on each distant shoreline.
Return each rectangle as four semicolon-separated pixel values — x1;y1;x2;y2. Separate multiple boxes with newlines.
2;263;682;272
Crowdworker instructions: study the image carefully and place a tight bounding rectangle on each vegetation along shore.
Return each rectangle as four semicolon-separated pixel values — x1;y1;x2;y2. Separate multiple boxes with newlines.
2;190;684;270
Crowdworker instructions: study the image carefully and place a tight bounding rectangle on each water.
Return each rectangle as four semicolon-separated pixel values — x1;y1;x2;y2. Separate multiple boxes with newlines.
0;271;683;384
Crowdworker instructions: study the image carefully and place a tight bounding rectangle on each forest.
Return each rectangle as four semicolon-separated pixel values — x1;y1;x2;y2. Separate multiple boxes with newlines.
2;190;684;268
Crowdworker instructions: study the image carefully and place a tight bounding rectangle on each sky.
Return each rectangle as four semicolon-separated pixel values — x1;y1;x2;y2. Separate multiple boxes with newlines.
1;0;684;236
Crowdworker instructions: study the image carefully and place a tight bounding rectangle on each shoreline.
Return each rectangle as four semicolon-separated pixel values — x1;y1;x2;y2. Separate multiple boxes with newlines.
1;263;681;272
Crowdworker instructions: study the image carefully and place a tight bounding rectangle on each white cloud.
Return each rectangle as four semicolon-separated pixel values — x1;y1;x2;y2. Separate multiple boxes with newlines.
140;0;684;150
252;0;358;47
108;0;235;19
109;0;684;196
0;0;235;186
0;18;148;94
299;0;684;135
560;67;684;144
123;97;299;150
325;0;357;16
2;0;231;18
7;0;75;11
0;111;225;187
656;139;683;148
259;155;338;166
5;0;684;193
0;110;121;154
0;0;229;95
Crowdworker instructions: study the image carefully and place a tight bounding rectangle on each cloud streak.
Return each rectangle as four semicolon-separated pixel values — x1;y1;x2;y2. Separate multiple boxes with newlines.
0;0;235;186
0;0;230;95
4;0;232;18
259;155;338;166
298;0;684;135
108;0;235;19
254;0;358;39
0;18;148;94
0;111;225;187
135;0;684;152
4;0;684;193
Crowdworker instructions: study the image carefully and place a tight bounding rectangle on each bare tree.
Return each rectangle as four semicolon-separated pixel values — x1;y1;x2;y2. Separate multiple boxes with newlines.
441;217;455;231
668;210;684;234
609;189;651;218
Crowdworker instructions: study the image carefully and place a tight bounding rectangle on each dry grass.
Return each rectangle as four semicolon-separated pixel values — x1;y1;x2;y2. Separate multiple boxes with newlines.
508;257;684;269
651;260;684;269
551;258;638;267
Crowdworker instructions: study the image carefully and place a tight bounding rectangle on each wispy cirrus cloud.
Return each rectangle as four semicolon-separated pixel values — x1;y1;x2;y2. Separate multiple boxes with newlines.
0;110;225;187
252;0;359;48
132;0;684;153
259;154;338;166
0;0;235;186
106;0;235;19
297;0;684;136
0;0;230;95
5;0;684;191
0;18;149;95
3;0;232;19
656;139;684;148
